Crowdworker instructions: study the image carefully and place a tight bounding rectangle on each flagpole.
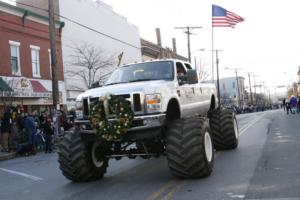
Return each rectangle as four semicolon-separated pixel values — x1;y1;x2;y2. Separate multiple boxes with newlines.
211;18;214;82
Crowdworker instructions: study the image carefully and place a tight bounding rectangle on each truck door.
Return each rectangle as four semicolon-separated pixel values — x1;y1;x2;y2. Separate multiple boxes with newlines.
176;62;194;116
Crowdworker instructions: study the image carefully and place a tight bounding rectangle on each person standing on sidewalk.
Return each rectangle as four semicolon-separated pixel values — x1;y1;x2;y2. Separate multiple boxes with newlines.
24;111;37;153
43;117;54;153
282;98;286;111
297;96;300;114
290;95;297;114
1;108;12;152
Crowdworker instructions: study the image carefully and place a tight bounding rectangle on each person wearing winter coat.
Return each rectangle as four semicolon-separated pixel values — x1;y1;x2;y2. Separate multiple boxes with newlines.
24;113;37;151
1;109;12;152
290;95;297;114
43;117;54;153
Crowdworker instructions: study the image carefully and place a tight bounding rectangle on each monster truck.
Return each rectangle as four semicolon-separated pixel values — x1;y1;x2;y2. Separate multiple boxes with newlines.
58;59;239;181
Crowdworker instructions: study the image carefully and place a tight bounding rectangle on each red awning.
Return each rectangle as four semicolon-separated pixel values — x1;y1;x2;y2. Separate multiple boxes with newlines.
30;80;48;93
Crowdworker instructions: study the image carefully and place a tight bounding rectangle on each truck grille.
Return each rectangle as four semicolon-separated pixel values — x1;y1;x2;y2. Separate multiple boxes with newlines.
82;93;143;118
133;93;142;111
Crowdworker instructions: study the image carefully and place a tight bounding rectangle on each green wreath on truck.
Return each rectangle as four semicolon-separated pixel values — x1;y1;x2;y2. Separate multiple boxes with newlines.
90;94;134;141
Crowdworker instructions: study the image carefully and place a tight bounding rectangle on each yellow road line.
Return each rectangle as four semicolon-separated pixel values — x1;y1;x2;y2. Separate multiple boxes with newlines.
146;113;268;200
146;179;175;200
161;181;186;200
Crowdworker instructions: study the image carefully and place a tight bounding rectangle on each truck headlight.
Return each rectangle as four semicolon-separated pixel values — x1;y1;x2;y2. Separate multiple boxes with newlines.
146;94;161;113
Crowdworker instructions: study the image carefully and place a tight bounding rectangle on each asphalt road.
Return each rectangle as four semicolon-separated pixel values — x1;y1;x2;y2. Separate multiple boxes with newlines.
1;109;300;200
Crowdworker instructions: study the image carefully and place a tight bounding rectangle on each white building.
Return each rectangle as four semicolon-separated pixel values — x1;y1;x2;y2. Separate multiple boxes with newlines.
59;0;141;107
218;76;245;107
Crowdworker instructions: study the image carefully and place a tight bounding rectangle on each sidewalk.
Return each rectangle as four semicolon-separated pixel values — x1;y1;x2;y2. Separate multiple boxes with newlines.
0;151;16;161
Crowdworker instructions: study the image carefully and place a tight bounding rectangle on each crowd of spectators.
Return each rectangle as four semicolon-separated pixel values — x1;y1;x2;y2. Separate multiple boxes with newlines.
0;105;75;155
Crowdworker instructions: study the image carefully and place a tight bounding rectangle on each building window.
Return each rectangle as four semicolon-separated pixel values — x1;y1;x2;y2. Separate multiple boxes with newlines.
233;82;236;88
30;45;40;77
9;41;21;75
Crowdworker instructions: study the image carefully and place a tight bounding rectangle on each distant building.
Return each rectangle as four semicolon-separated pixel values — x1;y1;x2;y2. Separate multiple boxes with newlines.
218;76;245;107
274;85;288;104
0;1;65;114
141;28;187;61
141;39;187;61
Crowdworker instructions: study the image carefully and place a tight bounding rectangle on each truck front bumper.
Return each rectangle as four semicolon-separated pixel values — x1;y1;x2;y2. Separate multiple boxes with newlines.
128;113;166;132
75;113;166;133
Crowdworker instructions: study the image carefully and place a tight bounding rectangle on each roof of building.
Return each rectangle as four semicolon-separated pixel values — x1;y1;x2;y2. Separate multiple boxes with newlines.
0;1;63;25
141;38;188;61
219;76;245;81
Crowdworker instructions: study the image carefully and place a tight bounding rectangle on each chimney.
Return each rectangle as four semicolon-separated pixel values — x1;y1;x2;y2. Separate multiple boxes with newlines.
172;38;177;54
156;28;162;47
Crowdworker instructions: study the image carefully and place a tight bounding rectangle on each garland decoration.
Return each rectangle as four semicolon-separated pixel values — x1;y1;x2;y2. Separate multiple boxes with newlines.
90;94;134;141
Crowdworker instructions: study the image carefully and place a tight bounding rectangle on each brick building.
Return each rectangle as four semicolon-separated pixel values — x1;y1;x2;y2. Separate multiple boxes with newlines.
0;1;65;114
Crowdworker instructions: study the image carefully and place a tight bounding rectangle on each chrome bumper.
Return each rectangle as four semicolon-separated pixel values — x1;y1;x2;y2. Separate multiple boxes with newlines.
75;113;166;132
128;113;166;131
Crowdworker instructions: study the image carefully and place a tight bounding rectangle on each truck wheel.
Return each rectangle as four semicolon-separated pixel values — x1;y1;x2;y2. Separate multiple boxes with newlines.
210;108;239;150
166;117;214;178
58;132;108;182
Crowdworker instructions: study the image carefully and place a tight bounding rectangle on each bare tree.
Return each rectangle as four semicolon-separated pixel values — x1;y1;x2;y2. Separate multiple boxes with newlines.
287;82;298;98
66;42;117;89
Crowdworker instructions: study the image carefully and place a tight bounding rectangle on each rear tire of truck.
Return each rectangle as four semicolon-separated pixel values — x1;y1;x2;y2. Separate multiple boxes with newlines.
210;108;239;150
166;117;214;178
58;132;108;182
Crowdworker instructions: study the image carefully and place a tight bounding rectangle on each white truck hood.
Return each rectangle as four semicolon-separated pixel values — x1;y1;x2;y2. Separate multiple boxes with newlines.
76;80;172;101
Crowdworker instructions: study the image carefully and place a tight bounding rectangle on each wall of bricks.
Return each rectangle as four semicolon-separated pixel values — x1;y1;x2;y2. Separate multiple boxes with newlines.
0;9;64;81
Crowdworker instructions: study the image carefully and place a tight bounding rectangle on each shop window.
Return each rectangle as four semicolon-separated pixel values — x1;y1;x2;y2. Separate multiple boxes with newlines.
9;41;21;75
31;45;40;77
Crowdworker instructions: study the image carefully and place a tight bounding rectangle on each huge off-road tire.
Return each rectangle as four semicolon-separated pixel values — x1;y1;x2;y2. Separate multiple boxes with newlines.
210;108;239;150
58;131;108;182
166;117;214;178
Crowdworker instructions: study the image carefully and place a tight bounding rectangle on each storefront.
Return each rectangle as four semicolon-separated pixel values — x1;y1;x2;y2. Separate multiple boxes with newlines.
0;77;65;115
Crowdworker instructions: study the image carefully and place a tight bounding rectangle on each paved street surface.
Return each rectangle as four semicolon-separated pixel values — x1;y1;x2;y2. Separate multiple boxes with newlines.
1;109;300;200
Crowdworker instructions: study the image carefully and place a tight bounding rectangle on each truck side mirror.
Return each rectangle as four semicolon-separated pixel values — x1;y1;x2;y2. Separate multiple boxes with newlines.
186;69;198;84
178;75;187;85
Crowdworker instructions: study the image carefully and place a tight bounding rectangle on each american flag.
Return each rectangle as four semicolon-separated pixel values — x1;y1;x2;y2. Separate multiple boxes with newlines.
212;5;244;28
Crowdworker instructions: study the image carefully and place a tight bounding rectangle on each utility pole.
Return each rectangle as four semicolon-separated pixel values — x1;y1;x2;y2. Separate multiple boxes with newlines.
248;73;253;105
251;73;259;104
174;26;202;62
253;73;256;104
48;0;60;134
213;49;223;108
234;69;241;108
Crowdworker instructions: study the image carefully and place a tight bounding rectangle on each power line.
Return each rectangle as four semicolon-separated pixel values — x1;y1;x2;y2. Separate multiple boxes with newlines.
5;0;141;50
174;26;202;62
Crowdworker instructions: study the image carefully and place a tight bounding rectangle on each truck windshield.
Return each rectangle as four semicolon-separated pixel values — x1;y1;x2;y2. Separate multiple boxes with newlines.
105;61;174;85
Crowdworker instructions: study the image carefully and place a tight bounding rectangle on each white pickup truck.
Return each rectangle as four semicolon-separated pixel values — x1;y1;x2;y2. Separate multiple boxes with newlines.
58;59;239;182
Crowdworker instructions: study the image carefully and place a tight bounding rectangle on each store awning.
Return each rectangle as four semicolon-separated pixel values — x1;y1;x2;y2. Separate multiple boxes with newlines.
30;80;48;93
0;77;12;92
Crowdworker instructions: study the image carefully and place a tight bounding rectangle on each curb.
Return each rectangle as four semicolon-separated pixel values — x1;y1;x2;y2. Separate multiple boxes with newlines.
0;152;16;161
